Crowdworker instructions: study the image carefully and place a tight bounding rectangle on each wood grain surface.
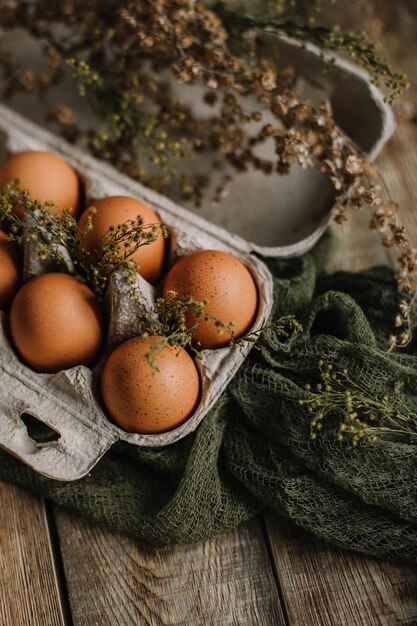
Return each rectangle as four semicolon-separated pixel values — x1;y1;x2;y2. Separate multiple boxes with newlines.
327;0;417;274
54;511;285;626
265;513;417;626
0;483;64;626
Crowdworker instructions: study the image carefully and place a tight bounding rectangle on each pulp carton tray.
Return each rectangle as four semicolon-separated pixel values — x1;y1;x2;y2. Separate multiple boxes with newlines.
0;37;394;481
0;105;275;481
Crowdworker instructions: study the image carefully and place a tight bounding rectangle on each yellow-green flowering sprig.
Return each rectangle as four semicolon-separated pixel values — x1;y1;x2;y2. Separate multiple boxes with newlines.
138;291;235;371
141;309;304;373
65;57;193;189
216;3;408;103
300;360;417;445
0;181;168;299
231;313;303;348
137;290;237;371
0;182;76;270
76;213;168;299
138;295;303;371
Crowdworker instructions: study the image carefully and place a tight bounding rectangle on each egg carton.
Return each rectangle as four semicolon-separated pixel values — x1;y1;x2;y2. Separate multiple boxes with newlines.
0;105;275;481
0;35;394;481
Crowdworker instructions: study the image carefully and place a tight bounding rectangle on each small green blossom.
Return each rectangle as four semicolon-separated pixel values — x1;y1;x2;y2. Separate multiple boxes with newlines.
0;181;168;299
301;360;417;446
137;291;236;371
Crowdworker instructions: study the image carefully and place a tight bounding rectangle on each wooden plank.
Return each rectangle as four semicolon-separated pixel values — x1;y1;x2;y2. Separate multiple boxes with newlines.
53;509;286;626
362;0;417;255
0;481;65;626
265;3;417;626
327;0;417;273
264;513;417;626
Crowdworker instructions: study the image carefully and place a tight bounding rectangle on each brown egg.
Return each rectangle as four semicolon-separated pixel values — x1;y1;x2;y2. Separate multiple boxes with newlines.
0;151;80;218
163;250;258;349
78;196;165;285
101;335;200;434
0;231;20;310
10;273;103;373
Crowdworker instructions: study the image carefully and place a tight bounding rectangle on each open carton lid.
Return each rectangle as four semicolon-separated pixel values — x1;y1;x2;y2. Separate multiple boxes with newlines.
177;36;396;258
0;36;394;260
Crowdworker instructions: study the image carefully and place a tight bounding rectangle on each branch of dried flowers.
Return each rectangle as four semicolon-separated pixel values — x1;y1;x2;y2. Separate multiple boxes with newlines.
325;137;417;350
252;93;417;350
214;3;408;103
135;290;301;371
0;182;169;300
0;1;407;194
230;313;303;350
300;361;417;445
135;290;237;371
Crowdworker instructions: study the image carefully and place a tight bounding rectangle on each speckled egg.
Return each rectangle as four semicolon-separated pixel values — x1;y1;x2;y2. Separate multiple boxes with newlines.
101;335;200;434
163;249;258;349
0;151;80;218
10;273;103;373
0;230;19;309
78;196;166;285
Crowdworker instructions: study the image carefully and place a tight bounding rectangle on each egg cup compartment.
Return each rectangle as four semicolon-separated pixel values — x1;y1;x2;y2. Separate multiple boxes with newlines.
0;104;273;480
0;315;117;480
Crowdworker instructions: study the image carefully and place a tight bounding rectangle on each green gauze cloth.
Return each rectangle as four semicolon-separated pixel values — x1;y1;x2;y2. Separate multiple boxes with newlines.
1;231;417;565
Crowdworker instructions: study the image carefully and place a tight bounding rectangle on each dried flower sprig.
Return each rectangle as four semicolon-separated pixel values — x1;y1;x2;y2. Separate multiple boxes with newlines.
0;0;407;197
137;290;236;371
0;181;168;299
231;313;303;348
137;294;302;370
216;2;408;103
299;360;417;445
331;155;417;349
261;96;417;349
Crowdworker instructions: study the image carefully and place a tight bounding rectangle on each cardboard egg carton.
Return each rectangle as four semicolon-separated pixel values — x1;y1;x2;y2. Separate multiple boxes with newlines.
0;36;394;481
0;105;274;481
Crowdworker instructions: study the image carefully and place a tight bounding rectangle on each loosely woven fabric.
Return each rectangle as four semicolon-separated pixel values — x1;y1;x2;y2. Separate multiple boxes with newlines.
2;231;417;564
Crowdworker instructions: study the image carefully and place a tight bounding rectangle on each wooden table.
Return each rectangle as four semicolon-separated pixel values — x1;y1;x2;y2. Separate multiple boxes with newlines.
1;1;417;624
